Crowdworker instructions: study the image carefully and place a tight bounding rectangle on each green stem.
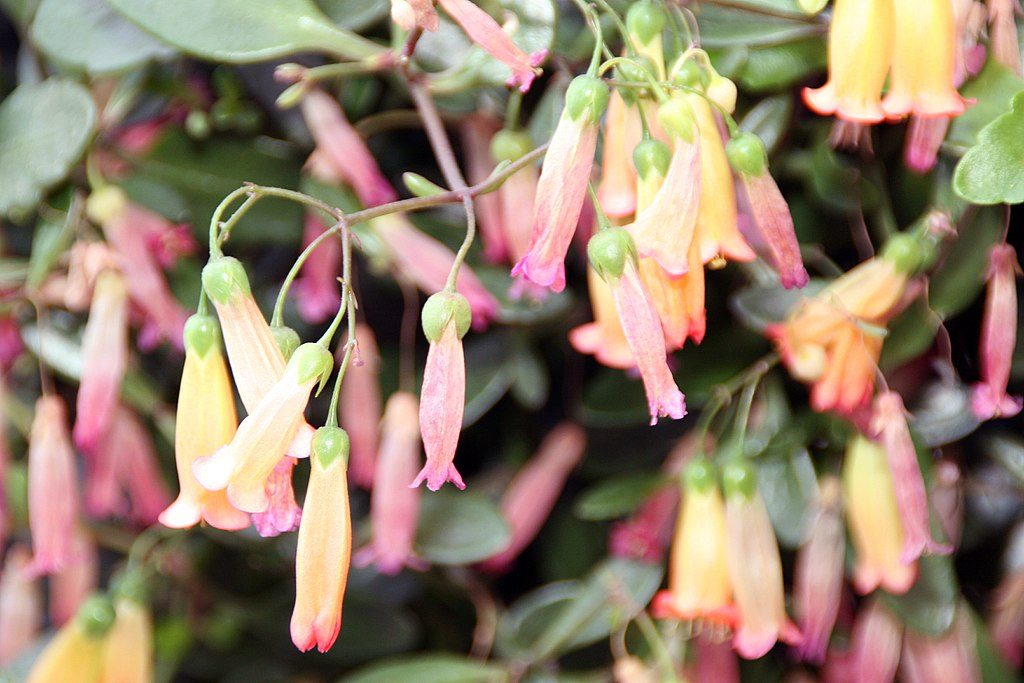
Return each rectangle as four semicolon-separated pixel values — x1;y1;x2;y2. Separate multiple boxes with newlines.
208;186;252;257
505;90;523;130
272;221;343;327
216;192;261;248
633;611;681;683
571;0;604;75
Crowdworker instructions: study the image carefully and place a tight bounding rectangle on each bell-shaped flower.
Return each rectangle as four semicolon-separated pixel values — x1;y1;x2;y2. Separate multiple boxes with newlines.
491;129;540;266
901;606;982;683
462;114;509;263
356;391;423;574
390;0;438;31
481;423;586;572
882;0;966;119
73;269;129;453
26;596;114;683
972;243;1023;419
587;228;686;424
989;0;1022;75
413;292;470;490
26;396;80;577
651;456;734;625
793;476;845;664
101;597;154;683
194;343;333;513
803;0;895;123
848;598;903;682
291;427;352;653
990;521;1024;667
374;214;499;330
301;89;396;208
722;460;801;659
160;314;250;531
842;435;916;594
726;132;809;289
295;214;342;324
340;323;383;489
50;529;98;627
0;546;42;666
435;0;545;92
252;457;302;537
101;407;172;526
597;90;642;219
904;116;952;173
570;265;636;369
512;75;609;292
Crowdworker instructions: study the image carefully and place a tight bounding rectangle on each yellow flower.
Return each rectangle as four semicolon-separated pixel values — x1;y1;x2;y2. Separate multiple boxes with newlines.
27;596;114;683
100;598;153;683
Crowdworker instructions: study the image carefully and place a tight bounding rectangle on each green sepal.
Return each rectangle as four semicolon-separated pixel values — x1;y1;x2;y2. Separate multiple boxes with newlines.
183;313;222;359
311;425;350;470
683;455;717;494
721;460;758;500
565;75;610;125
726;132;769;177
626;1;665;46
656;96;696;142
587;227;637;282
76;595;117;638
633;138;671;180
881;231;932;276
201;256;251;304
421;291;472;343
403;172;448;198
271;325;301;360
673;59;709;91
290;342;334;393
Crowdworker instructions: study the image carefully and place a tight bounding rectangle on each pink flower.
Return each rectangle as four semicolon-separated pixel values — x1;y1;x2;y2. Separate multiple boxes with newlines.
375;214;499;330
991;522;1024;667
871;391;953;564
0;546;41;665
461;114;509;263
687;634;741;683
355;391;423;574
901;607;982;683
794;476;845;664
848;599;903;683
340;324;382;489
903;116;951;174
480;423;586;572
49;529;98;627
73;270;129;453
435;0;545;92
142;220;197;269
989;0;1022;75
294;214;342;325
512;76;608;291
252;457;302;537
413;293;470;491
972;243;1023;420
300;89;397;208
0;315;23;370
26;396;80;577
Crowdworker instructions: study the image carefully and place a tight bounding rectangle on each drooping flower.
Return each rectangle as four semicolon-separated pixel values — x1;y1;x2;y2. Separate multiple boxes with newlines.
73;269;129;453
291;427;352;653
904;116;952;173
0;546;41;666
50;529;99;627
100;407;172;526
721;460;802;659
26;596;114;683
159;314;251;531
871;391;953;564
491;128;540;266
972;243;1023;419
989;0;1022;75
340;323;382;489
848;599;903;683
794;476;845;664
435;0;546;92
27;395;80;577
294;214;342;325
597;90;642;219
300;89;396;208
101;597;154;683
587;228;686;424
882;0;967;119
412;292;470;491
251;457;302;537
651;456;734;626
901;606;982;683
726;132;809;289
990;521;1024;667
803;0;895;123
570;264;636;369
481;423;586;572
356;391;422;574
512;75;609;292
462;114;509;263
842;435;917;595
194;343;333;513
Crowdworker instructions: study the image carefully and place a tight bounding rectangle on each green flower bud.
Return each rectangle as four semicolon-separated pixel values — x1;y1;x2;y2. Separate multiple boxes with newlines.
881;232;928;275
421;291;472;343
656;96;696;142
403;172;447;198
797;0;828;15
683;455;717;494
275;82;308;110
76;595;117;638
271;325;301;360
626;1;666;46
588;227;637;281
633;138;672;180
673;59;709;91
290;342;334;387
312;425;350;470
185;110;211;140
201;256;251;304
726;132;768;177
707;74;738;114
721;460;758;500
183;314;222;359
565;75;610;125
490;129;534;163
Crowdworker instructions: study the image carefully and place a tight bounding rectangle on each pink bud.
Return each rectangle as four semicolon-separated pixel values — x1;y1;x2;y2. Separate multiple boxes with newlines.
252;457;302;537
0;546;41;665
461;115;509;263
48;529;98;627
735;171;809;290
301;89;397;208
871;391;953;564
848;599;902;683
435;0;545;92
413;321;466;491
902;607;982;683
340;324;382;489
794;477;845;664
903;116;951;174
972;243;1023;420
294;214;342;325
480;423;586;572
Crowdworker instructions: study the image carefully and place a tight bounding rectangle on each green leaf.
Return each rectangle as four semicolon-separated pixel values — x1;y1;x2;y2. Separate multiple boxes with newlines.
463;333;519;427
740;94;794;154
947;60;1024;152
415;490;511;565
315;0;389;31
573;473;666;521
954;91;1024;204
510;346;549;410
0;0;41;26
737;39;826;92
692;4;822;49
929;206;1005;318
30;0;175;75
756;443;818;548
730;279;826;333
880;299;940;370
0;79;96;219
911;381;982;448
340;655;508;683
106;0;384;62
881;551;959;636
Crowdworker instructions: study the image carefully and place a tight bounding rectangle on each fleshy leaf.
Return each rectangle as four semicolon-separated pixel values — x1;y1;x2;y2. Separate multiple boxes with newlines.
953;91;1024;205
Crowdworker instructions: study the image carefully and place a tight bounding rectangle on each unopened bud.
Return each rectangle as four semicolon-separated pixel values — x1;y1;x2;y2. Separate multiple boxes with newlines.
722;460;758;500
656;96;697;142
626;1;666;46
403;172;447;198
490;129;533;163
291;342;334;387
565;75;610;124
311;425;350;470
421;291;472;342
271;325;301;360
633;138;671;180
726;132;769;177
201;256;251;303
183;313;222;358
587;227;636;281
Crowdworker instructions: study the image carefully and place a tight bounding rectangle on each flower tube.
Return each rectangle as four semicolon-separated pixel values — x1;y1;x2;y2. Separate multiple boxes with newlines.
340;323;382;489
794;476;845;664
0;546;41;666
26;595;115;683
100;597;154;683
570;265;636;369
597;90;641;219
50;529;99;627
848;598;903;682
462;114;509;263
27;396;80;577
491;129;539;265
390;0;438;31
972;243;1023;419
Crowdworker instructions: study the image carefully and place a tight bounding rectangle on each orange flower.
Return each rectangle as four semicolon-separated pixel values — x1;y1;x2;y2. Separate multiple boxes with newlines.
27;595;114;683
597;90;642;219
570;262;636;370
100;598;154;683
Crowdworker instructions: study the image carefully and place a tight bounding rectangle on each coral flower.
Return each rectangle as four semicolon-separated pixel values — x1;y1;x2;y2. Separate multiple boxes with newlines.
901;607;982;683
882;0;966;119
160;314;250;531
0;546;42;665
300;89;396;208
356;391;422;574
27;395;80;577
491;129;539;265
435;0;545;92
722;461;801;659
291;427;352;653
101;598;154;683
26;596;114;683
251;457;302;537
871;391;953;564
194;343;333;514
413;293;470;491
294;214;342;325
481;423;586;572
597;90;642;219
73;269;129;453
512;75;609;292
803;0;895;123
461;114;508;263
848;599;903;682
842;435;916;595
50;529;98;627
989;0;1022;75
972;243;1023;419
100;407;172;526
570;264;636;369
651;457;733;625
340;323;383;489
